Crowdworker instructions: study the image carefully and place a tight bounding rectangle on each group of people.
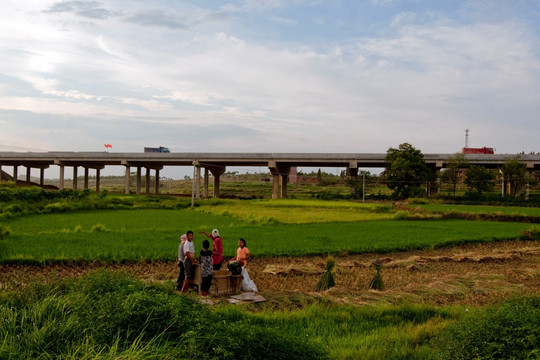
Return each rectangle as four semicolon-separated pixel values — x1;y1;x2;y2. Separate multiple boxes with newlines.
176;229;256;295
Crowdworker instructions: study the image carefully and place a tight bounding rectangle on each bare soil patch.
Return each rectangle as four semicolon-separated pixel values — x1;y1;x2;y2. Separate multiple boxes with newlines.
1;240;539;307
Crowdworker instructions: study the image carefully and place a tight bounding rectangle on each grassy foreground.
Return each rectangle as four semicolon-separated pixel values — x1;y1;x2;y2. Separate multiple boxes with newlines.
1;271;538;360
0;208;534;263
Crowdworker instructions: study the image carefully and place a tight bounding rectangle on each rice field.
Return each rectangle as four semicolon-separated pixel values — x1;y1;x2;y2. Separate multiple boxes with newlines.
411;203;540;217
0;207;534;263
196;199;395;223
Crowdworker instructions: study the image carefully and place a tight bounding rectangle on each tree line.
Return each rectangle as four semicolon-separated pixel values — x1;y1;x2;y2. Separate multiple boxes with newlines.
383;143;537;200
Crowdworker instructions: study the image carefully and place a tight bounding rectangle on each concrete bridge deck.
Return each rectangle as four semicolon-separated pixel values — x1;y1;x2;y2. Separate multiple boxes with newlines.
1;152;539;198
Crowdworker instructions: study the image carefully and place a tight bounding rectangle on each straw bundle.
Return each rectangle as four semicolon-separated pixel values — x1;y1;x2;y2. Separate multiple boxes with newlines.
316;256;336;291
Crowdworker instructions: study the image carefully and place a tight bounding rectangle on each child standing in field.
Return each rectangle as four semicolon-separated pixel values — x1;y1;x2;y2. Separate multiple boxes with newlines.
200;240;214;296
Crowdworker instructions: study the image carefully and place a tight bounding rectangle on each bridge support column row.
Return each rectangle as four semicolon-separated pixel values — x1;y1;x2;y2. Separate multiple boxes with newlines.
5;165;50;186
56;163;103;192
126;165;162;195
191;164;226;199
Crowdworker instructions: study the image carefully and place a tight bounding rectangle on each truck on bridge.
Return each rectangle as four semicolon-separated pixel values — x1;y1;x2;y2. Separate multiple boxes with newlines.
144;146;170;153
462;147;495;154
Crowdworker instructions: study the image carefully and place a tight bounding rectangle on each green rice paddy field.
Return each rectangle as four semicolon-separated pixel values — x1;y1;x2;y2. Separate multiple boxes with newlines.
412;203;540;216
0;200;536;263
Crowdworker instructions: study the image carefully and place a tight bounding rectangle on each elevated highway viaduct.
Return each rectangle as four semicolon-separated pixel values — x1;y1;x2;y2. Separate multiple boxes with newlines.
1;152;540;198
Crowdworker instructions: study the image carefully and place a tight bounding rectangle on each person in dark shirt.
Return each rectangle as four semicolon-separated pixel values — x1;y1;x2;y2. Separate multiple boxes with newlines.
199;240;214;296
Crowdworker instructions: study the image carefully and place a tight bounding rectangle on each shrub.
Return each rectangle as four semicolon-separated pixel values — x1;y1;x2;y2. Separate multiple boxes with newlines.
3;204;23;214
393;211;410;220
44;202;75;214
435;296;540;359
0;224;11;240
0;212;14;221
91;224;110;232
519;226;540;240
409;198;429;204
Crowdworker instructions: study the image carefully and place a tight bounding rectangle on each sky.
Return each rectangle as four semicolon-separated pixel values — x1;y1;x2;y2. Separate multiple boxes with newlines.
1;0;540;177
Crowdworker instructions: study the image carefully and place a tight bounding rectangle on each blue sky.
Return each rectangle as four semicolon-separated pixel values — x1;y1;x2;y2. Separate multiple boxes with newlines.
1;0;540;176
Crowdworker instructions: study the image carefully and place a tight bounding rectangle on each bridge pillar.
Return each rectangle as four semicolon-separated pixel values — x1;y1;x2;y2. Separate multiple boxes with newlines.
13;166;18;183
59;165;64;189
348;161;358;196
125;165;131;194
84;167;89;189
195;165;201;199
155;169;160;194
26;166;31;182
435;161;443;197
73;166;78;190
145;167;150;194
281;173;289;198
40;168;45;186
204;168;209;198
271;169;279;199
136;167;141;194
209;166;226;198
96;168;101;192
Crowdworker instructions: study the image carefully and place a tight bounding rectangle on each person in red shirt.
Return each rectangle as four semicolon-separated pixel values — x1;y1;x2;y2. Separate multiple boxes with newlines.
198;229;223;270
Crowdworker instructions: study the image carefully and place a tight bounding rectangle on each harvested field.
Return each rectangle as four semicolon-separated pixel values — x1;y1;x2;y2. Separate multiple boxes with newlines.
1;239;539;307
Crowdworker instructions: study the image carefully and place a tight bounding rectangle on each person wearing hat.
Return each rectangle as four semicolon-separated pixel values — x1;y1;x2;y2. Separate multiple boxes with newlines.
198;229;223;270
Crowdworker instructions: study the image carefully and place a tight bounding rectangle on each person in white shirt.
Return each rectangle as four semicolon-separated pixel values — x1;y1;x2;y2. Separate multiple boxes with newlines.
181;231;198;292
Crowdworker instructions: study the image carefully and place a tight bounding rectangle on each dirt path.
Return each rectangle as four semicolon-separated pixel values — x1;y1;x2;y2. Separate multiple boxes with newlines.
2;240;539;307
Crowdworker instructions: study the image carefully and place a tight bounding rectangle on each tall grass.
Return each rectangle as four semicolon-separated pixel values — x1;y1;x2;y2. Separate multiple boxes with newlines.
0;209;533;263
435;296;540;359
0;271;327;360
214;301;459;360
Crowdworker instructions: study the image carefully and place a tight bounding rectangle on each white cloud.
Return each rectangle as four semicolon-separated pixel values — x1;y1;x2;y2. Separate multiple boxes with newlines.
391;11;416;28
0;1;539;157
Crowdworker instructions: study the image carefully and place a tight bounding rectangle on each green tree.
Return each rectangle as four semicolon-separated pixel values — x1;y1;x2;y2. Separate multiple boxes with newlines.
441;153;469;196
502;156;534;198
465;165;495;196
345;170;373;199
384;143;430;199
